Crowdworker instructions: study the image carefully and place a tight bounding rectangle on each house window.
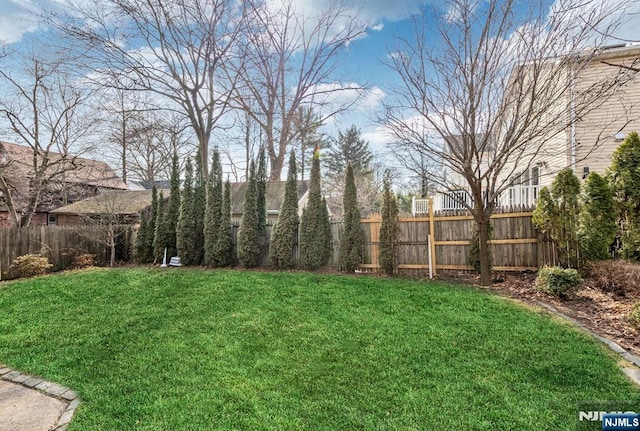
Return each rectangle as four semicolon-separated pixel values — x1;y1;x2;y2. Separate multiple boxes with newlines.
47;214;58;226
531;166;539;186
583;166;590;179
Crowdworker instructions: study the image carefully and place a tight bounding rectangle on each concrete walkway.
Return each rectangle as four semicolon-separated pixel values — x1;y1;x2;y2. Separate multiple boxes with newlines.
0;365;79;431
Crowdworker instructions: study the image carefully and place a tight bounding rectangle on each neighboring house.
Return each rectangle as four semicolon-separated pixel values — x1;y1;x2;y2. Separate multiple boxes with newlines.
427;44;640;212
50;190;167;226
53;180;310;225
230;181;310;219
501;43;640;206
0;142;127;227
127;180;172;190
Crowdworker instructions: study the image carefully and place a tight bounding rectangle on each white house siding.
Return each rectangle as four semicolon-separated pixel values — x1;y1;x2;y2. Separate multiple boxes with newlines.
575;47;640;178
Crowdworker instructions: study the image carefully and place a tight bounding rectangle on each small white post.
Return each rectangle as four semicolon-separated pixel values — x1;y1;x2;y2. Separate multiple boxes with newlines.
161;247;168;267
427;234;433;279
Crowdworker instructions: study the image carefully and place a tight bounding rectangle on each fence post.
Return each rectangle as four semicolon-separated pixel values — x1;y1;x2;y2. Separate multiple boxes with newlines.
429;198;437;276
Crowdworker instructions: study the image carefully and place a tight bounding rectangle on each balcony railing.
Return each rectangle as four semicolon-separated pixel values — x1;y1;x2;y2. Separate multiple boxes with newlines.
412;184;540;215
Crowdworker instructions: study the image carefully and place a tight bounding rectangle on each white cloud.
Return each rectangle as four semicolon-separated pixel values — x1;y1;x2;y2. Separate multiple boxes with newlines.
0;0;41;43
362;124;394;146
357;86;386;111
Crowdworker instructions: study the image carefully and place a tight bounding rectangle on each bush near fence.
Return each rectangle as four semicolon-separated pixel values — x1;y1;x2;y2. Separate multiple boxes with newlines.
1;207;553;280
0;226;133;280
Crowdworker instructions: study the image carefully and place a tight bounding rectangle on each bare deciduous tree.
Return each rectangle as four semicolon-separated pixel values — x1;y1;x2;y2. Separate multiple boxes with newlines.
77;192;132;267
0;49;94;227
232;0;367;180
383;0;635;285
100;89;147;184
56;0;245;179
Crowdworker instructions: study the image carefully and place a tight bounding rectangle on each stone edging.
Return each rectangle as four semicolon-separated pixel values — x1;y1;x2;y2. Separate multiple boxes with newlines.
534;300;640;386
0;364;80;431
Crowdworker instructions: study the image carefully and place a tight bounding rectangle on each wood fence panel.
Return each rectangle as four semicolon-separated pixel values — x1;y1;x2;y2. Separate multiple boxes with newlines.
2;206;546;279
0;226;132;279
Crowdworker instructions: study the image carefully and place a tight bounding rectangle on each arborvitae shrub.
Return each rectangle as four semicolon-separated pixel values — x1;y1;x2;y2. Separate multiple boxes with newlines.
270;150;300;269
152;191;165;262
579;172;616;262
177;158;198;265
204;150;223;266
339;164;364;272
156;153;181;259
300;149;331;270
379;173;399;275
134;213;150;263
193;150;206;264
214;180;233;266
237;161;262;267
256;146;268;255
532;168;581;268
608;132;640;258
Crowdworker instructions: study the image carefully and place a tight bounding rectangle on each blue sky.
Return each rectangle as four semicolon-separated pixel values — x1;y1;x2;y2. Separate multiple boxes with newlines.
1;0;640;171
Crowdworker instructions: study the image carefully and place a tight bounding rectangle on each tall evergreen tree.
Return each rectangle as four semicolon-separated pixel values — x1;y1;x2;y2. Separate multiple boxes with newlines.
177;157;198;265
532;168;581;268
379;171;399;275
292;106;325;181
326;125;373;176
148;185;158;252
579;172;617;261
204;150;223;266
237;160;261;267
300;146;331;270
608;132;640;258
156;153;181;259
256;145;268;256
340;164;364;272
134;212;150;263
270;150;300;269
214;179;233;266
153;190;165;262
193;150;206;264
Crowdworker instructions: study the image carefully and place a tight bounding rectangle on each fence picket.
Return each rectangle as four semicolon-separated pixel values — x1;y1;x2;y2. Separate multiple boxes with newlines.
0;209;554;280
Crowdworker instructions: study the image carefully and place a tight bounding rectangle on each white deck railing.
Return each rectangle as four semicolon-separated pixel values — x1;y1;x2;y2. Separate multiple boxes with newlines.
412;185;540;214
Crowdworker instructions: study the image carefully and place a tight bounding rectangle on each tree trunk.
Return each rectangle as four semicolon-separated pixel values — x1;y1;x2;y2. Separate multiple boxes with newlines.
477;217;492;286
109;226;116;267
110;243;116;267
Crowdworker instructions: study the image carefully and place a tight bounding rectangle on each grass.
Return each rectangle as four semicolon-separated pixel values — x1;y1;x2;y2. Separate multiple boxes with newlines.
0;268;638;430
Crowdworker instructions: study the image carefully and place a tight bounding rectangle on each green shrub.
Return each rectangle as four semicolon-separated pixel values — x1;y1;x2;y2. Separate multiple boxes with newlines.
11;254;53;278
535;266;582;297
627;302;640;331
586;259;640;297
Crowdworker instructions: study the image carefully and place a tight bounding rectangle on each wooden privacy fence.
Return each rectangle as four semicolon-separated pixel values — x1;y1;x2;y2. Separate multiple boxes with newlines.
1;206;552;280
236;205;550;276
0;226;134;280
358;204;554;276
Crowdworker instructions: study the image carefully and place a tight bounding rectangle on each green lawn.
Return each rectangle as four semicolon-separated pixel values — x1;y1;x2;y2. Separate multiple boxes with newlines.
0;268;638;430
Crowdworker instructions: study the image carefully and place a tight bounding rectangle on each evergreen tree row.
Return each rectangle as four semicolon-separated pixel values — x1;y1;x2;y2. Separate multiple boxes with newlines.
134;148;233;266
135;144;395;274
533;131;640;267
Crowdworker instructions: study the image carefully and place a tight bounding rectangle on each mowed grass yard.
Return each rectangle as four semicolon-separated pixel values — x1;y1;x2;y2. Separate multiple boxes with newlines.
0;268;639;430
